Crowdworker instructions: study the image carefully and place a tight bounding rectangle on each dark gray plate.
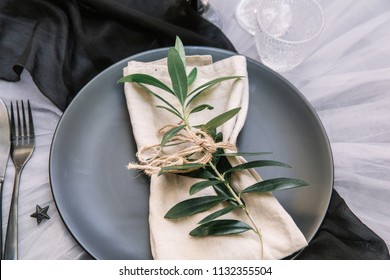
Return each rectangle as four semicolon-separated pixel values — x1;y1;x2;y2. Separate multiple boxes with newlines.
50;47;333;260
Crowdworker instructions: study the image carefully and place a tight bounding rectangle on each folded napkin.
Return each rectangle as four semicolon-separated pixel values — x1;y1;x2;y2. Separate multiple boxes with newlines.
123;55;308;259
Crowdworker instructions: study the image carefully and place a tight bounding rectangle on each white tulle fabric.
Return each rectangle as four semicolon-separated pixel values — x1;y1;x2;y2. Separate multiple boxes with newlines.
0;0;389;258
215;0;390;249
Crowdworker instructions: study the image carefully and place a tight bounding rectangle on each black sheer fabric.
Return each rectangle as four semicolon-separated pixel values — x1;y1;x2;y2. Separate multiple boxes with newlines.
296;190;389;260
0;0;234;111
0;0;388;260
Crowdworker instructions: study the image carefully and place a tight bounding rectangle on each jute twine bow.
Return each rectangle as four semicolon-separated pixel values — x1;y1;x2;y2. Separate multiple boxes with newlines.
128;124;237;175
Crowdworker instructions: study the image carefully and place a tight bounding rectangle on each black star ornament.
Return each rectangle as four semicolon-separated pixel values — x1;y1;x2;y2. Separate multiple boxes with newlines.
30;205;50;225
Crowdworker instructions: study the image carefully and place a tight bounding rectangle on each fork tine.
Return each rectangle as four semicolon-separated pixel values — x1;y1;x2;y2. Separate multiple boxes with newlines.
21;101;27;142
10;102;16;142
16;101;21;142
27;100;35;141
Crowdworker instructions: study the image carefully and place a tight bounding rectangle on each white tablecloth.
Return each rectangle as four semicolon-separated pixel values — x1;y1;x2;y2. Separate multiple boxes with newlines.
0;0;389;259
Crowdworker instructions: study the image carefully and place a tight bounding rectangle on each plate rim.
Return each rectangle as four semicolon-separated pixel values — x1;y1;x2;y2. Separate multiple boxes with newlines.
49;46;334;259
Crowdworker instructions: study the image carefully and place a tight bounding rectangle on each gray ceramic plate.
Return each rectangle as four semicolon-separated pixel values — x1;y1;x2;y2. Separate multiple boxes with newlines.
50;47;333;260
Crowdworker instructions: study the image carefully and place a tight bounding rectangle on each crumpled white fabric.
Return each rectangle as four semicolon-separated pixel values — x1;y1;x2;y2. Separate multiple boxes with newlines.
123;54;307;259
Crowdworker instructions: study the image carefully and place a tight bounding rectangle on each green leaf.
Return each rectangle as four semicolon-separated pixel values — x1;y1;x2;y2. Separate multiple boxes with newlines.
240;177;308;195
165;196;226;219
187;67;197;86
189;104;214;114
118;74;174;95
198;206;241;224
161;125;186;147
215;152;272;157
185;76;242;107
174;36;186;68
189;219;253;237
136;84;181;116
159;163;206;175
167;48;188;105
188;76;243;97
215;154;234;181
214;132;223;143
225;160;291;174
202;108;241;132
155;105;184;120
189;180;223;195
196;127;218;139
213;184;236;202
179;168;215;179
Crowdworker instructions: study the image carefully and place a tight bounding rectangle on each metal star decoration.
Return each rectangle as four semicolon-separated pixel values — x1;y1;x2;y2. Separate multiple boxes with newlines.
30;205;50;225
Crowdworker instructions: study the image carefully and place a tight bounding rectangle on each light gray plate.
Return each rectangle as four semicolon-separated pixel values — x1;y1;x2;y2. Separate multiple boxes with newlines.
49;47;333;260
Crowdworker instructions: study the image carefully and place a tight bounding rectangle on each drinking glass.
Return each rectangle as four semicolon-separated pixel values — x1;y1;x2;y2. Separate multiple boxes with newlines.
236;0;260;35
254;0;324;72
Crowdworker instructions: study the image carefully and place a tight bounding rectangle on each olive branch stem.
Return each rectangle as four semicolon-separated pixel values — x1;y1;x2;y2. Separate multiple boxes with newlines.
208;161;264;259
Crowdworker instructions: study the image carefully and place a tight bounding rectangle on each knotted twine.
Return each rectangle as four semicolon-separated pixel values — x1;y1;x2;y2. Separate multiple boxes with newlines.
127;124;237;175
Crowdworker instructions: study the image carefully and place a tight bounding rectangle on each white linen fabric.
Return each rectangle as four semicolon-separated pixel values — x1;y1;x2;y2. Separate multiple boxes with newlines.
0;0;389;259
123;55;307;259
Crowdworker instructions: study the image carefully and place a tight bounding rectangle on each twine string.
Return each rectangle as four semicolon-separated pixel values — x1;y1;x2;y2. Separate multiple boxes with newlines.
127;124;237;175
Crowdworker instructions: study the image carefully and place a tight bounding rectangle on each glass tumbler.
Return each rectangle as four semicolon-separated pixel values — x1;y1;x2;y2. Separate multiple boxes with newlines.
255;0;324;72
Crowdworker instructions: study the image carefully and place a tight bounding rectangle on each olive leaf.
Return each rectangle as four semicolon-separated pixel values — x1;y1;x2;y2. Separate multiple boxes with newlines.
164;196;226;219
136;84;181;117
185;76;242;107
189;180;223;195
118;74;174;95
240;178;308;195
161;124;186;147
188;68;197;86
190;219;253;237
174;36;186;68
224;160;291;174
189;104;214;114
198;206;241;224
155;105;184;120
187;76;243;97
167;47;188;105
159;163;206;175
179;167;216;179
202;107;241;132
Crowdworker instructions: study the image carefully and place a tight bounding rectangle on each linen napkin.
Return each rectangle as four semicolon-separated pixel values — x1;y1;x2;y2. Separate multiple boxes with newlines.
123;55;308;260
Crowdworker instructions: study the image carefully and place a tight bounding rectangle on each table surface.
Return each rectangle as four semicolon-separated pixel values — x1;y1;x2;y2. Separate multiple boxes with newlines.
0;0;389;259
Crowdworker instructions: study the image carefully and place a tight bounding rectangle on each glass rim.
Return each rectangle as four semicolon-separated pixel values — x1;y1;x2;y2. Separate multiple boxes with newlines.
256;0;325;45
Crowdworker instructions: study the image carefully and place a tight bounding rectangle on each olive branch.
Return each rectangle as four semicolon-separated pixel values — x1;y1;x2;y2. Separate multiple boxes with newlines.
118;37;308;258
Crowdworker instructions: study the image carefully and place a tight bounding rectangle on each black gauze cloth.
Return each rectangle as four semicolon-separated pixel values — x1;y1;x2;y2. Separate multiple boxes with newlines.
0;0;389;260
0;0;234;111
296;190;389;260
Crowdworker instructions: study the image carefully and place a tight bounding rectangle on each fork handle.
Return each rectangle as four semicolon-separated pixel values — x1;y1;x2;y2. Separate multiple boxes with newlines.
4;166;22;260
0;178;3;259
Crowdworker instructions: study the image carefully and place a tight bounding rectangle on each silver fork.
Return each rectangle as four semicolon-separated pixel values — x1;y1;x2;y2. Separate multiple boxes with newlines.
4;100;35;260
